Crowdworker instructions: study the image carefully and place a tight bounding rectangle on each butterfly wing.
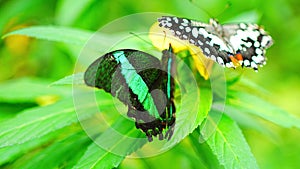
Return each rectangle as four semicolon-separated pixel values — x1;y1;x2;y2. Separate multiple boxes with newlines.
84;49;176;141
222;23;273;70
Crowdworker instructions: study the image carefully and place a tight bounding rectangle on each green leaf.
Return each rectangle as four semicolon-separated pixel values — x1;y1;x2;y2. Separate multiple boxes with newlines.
0;91;111;148
228;91;300;129
50;73;85;86
238;78;270;95
73;142;123;169
216;103;279;141
2;26;93;46
0;98;76;148
189;131;224;169
204;112;259;169
19;132;92;169
0;78;71;103
73;116;147;169
0;103;37;122
176;88;212;140
0;131;57;165
162;63;212;149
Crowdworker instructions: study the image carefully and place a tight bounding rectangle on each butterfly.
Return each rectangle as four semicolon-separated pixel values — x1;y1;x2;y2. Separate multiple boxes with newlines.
84;45;176;141
158;16;273;71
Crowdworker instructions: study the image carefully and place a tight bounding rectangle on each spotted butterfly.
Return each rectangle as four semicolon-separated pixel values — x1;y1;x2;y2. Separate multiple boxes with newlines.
158;16;273;71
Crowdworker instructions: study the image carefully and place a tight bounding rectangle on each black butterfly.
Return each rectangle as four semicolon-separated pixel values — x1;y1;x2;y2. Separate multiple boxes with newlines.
84;45;176;141
158;16;273;71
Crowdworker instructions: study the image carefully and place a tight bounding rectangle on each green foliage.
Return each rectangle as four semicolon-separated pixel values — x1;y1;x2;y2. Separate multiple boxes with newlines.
2;26;93;46
1;0;300;169
205;113;259;169
73;117;147;169
227;90;300;128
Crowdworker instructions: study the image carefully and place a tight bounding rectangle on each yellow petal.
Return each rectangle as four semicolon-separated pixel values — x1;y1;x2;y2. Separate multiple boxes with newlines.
188;46;213;80
149;22;188;52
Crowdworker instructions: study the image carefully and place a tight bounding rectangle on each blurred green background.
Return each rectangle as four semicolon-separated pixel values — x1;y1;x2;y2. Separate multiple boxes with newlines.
0;0;300;168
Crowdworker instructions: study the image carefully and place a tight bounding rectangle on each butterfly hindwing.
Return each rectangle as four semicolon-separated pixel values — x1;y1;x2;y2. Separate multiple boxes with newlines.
222;23;273;69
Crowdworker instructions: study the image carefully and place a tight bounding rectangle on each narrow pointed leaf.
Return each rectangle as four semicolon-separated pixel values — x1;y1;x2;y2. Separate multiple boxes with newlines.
0;78;71;103
2;26;93;46
164;88;212;149
228;91;300;128
50;73;85;86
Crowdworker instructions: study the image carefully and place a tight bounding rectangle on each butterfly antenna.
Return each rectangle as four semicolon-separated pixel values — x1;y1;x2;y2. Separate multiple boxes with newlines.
129;32;153;46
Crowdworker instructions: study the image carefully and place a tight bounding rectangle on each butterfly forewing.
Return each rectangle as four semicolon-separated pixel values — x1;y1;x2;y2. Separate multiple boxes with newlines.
158;16;233;67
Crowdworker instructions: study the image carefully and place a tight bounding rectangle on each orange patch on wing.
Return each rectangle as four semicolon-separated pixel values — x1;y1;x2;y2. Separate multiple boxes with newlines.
235;53;243;61
229;55;241;67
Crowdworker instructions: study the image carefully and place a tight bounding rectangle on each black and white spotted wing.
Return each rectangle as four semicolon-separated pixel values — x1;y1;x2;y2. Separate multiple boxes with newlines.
158;16;273;70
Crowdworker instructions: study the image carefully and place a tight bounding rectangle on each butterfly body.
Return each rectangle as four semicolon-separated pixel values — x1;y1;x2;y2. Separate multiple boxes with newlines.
158;16;273;70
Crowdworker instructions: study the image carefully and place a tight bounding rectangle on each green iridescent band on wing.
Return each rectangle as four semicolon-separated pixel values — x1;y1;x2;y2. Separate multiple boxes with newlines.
112;51;161;119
